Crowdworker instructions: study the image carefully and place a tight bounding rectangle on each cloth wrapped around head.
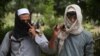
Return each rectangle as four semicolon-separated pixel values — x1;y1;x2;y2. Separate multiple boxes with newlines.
13;8;32;39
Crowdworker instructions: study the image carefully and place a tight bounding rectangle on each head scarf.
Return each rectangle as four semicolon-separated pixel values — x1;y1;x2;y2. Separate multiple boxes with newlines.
13;8;31;39
58;4;83;53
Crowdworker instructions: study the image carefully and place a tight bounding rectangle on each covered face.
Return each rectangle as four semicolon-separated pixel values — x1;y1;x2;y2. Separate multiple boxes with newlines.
13;8;32;39
66;9;77;23
64;4;83;34
18;8;30;22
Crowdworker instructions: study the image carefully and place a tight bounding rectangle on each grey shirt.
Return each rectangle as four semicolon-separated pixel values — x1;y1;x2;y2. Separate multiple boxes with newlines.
58;30;94;56
0;31;51;56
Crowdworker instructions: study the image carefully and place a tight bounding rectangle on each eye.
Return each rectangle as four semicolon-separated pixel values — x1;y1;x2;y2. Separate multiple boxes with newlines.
66;11;76;18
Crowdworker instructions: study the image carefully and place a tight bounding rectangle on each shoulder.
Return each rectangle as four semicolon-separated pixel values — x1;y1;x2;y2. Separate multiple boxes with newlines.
5;31;12;36
82;30;93;42
1;31;12;44
4;31;13;39
82;30;92;38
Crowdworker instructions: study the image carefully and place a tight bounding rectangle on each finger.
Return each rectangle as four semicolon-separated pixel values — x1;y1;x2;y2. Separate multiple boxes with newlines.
29;29;32;32
57;25;60;29
60;24;65;30
54;24;58;30
54;25;60;31
28;22;33;28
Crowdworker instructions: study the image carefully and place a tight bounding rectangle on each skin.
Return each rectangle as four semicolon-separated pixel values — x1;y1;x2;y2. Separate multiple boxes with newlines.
19;13;36;38
49;14;77;48
19;13;30;21
68;15;77;23
49;25;60;48
67;7;77;23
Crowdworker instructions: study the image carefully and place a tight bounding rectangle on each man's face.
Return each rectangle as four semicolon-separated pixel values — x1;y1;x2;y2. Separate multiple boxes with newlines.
67;11;77;23
19;13;30;23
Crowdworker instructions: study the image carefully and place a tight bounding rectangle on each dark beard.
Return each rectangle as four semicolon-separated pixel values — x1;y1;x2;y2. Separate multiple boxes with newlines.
13;12;31;39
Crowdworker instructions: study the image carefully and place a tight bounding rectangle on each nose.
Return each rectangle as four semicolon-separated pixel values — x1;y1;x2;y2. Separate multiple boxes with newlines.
70;16;76;23
19;14;30;21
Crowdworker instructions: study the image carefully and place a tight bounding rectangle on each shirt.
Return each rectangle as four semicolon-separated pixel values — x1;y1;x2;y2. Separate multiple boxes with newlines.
0;31;51;56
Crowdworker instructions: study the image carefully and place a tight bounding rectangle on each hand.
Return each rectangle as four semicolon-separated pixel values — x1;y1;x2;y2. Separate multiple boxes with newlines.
49;25;60;48
53;25;60;38
28;23;36;37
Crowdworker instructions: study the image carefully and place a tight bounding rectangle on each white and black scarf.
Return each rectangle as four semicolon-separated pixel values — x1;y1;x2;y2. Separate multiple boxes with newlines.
58;4;83;53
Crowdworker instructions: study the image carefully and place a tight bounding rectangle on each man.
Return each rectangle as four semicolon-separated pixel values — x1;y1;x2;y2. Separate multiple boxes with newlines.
0;8;50;56
49;4;94;56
